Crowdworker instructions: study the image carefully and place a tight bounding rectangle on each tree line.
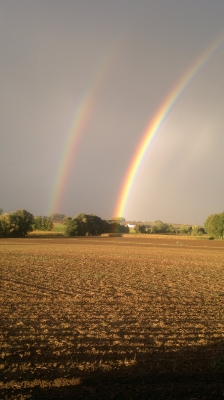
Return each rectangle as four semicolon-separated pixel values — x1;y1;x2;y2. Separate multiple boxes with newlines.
0;209;128;237
63;214;129;236
135;221;206;236
0;209;52;237
0;208;223;238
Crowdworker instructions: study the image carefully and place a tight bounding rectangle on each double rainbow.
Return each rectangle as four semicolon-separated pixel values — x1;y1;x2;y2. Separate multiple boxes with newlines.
48;30;224;218
114;33;224;218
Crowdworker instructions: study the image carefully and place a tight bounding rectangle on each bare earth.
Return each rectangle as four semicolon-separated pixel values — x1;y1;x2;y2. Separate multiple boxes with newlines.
1;237;224;399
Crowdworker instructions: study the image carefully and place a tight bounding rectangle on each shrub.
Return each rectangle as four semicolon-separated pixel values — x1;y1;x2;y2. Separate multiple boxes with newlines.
33;216;53;231
0;209;34;237
204;212;224;238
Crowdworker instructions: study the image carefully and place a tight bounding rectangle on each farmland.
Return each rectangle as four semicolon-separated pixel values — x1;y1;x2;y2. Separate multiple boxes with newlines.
1;237;224;399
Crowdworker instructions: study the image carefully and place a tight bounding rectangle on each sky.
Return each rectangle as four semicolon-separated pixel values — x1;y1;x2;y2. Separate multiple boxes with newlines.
1;0;224;225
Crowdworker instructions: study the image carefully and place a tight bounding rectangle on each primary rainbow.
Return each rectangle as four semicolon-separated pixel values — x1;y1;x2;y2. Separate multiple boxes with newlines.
114;33;224;218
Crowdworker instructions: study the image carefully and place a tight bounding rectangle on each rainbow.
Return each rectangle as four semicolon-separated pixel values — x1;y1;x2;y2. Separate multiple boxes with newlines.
114;32;224;218
48;80;100;215
48;31;128;216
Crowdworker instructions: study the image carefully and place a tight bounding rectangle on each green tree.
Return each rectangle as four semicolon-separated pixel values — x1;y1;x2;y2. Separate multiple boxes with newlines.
65;218;82;236
84;214;103;235
107;222;122;234
153;220;164;232
135;224;146;233
153;220;167;233
110;217;126;223
204;212;224;238
0;209;34;237
149;221;174;234
73;213;89;235
180;224;190;234
150;225;156;234
198;227;206;235
65;213;109;236
33;216;53;231
122;224;129;233
191;225;199;236
64;213;129;237
0;208;3;215
50;213;65;221
63;216;72;225
9;209;34;237
107;221;129;233
151;220;174;234
0;213;10;237
164;224;175;234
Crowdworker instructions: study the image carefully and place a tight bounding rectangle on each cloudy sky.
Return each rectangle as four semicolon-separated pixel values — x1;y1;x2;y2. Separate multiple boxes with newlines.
1;0;224;225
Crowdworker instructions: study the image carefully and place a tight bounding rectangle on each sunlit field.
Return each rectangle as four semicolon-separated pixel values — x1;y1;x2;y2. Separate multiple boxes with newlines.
28;223;65;237
1;237;224;399
52;223;65;233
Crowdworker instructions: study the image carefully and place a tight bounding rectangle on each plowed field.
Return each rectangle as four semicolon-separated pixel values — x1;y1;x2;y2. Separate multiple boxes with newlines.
1;237;224;399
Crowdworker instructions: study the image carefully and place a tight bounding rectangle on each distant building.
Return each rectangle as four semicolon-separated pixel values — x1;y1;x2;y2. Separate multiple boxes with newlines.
126;222;152;229
126;221;137;229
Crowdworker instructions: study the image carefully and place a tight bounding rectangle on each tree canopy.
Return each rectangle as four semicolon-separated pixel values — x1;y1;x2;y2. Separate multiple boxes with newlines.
65;213;106;236
0;209;34;237
49;213;66;221
150;221;175;234
204;212;224;238
64;213;129;236
135;225;146;233
33;216;53;231
180;224;190;234
109;217;126;223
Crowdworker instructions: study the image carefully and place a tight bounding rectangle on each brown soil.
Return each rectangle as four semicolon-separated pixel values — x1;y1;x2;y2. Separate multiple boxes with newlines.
1;237;224;399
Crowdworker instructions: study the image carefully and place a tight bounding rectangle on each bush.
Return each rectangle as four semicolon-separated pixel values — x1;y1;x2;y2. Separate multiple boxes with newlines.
65;213;111;236
65;214;129;236
107;222;129;234
135;225;146;233
150;221;175;234
65;218;81;236
180;224;190;234
0;209;34;237
49;213;65;221
33;216;53;231
0;213;11;237
204;212;224;238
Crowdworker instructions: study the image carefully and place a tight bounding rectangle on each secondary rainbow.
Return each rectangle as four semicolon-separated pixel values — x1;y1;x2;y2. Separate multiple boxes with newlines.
114;32;224;218
48;30;128;216
48;80;100;215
